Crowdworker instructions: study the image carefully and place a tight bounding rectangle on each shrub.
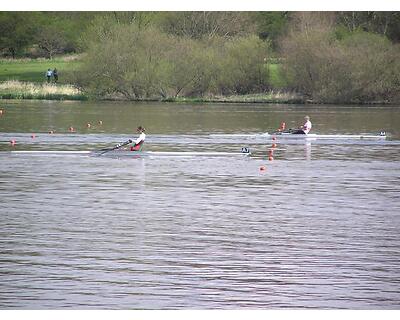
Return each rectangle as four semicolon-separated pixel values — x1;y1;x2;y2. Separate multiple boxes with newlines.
215;35;270;95
281;27;400;103
76;22;271;100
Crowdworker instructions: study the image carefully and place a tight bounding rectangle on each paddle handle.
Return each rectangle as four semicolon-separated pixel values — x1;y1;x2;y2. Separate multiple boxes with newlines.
98;139;132;155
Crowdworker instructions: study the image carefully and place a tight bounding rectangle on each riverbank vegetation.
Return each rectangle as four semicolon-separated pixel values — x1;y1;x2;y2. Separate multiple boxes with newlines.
1;11;399;104
0;80;85;100
72;24;270;100
281;13;400;104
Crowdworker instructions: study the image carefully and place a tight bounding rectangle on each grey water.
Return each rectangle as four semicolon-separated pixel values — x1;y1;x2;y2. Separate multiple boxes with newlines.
0;100;400;309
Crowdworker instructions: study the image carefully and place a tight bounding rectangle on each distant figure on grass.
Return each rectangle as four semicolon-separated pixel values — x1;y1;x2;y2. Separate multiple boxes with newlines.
291;116;312;134
53;68;58;83
46;68;53;83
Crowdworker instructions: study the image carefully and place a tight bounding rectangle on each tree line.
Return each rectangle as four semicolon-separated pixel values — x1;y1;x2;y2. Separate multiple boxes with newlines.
2;12;399;59
1;12;399;103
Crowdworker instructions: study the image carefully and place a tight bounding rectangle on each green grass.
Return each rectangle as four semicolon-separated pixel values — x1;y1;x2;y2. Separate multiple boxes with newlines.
0;56;82;84
268;63;288;88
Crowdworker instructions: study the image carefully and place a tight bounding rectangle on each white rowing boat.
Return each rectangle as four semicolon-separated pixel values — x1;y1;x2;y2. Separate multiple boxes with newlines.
8;149;251;157
264;132;387;140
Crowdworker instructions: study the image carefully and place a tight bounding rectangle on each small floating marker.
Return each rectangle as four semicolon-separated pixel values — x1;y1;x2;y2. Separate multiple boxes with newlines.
31;134;36;139
260;166;266;171
69;127;75;132
48;130;54;134
272;136;276;141
269;156;274;161
272;143;277;148
98;120;103;125
86;123;91;128
0;109;3;115
10;140;16;146
268;149;274;155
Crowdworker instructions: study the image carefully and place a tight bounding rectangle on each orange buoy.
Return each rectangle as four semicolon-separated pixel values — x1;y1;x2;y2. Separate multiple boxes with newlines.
31;134;36;139
272;136;276;141
10;140;16;146
98;120;103;125
260;166;266;171
48;130;54;134
269;156;274;161
272;143;277;148
268;149;273;155
69;127;75;132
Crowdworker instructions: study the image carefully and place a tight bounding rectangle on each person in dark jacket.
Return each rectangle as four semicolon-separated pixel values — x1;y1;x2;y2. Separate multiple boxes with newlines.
53;68;58;83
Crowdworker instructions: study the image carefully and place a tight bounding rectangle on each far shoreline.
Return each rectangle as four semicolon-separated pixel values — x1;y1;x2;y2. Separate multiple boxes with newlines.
0;81;395;105
1;94;395;106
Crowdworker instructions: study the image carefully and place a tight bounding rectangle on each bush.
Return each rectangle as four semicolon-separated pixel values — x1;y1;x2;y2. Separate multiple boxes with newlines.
281;28;400;103
340;32;400;102
215;35;270;95
75;22;271;100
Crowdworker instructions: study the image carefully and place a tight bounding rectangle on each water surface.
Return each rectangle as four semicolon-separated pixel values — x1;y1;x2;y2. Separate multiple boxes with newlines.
0;101;399;309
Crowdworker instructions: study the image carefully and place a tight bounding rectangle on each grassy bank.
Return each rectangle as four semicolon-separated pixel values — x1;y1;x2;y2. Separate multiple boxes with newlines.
0;81;87;100
163;91;303;104
0;55;82;84
0;81;301;103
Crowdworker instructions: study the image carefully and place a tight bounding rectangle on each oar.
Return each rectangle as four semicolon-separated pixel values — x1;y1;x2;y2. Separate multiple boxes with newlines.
97;139;132;155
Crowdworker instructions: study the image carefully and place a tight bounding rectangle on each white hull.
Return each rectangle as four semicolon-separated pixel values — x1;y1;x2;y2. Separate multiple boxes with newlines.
9;150;251;157
264;133;387;140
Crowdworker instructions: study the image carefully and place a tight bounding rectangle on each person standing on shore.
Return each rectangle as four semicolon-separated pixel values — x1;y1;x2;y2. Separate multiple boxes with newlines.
46;68;52;83
53;68;58;83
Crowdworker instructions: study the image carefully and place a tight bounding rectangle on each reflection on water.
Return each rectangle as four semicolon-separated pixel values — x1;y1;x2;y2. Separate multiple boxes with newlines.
0;101;400;309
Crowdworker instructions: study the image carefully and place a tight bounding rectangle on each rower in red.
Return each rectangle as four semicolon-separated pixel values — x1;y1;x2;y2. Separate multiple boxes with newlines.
130;126;146;151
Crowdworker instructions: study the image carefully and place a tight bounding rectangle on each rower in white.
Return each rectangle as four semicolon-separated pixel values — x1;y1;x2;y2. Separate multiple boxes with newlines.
291;115;312;134
130;126;146;151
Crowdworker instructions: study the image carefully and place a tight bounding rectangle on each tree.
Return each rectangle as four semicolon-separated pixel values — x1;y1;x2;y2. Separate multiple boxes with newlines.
337;12;400;42
158;12;256;39
253;12;289;48
216;35;270;95
36;25;68;59
76;24;171;99
0;12;40;58
281;14;400;103
76;18;271;100
35;12;98;58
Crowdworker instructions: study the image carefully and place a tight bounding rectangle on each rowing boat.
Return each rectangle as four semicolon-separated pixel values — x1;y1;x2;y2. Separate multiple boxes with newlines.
8;149;251;157
95;150;251;157
263;132;387;140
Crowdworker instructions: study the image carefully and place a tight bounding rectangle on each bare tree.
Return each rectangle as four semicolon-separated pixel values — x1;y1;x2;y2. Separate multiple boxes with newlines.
159;12;256;39
36;26;68;59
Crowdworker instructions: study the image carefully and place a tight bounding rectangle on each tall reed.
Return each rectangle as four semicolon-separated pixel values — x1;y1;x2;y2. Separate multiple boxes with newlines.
0;80;86;100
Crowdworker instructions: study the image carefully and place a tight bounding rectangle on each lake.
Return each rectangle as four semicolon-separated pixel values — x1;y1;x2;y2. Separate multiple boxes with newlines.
0;100;400;309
